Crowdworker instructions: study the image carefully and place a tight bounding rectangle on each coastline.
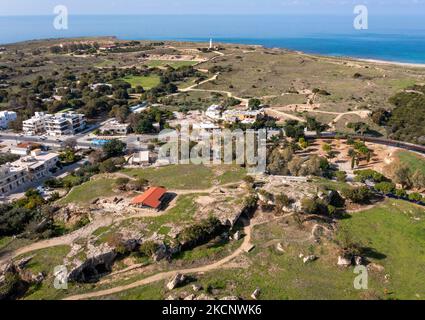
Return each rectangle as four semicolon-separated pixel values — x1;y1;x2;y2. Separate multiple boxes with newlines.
355;58;425;68
3;35;425;69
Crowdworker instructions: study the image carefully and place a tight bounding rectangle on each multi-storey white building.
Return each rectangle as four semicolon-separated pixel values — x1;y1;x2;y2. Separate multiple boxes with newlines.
0;150;59;195
0;111;17;129
23;112;86;136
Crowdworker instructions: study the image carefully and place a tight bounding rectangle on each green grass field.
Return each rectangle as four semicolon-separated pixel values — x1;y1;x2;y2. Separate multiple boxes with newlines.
106;199;425;300
121;75;161;89
121;165;246;190
58;178;117;205
338;199;425;300
145;60;198;69
396;151;425;175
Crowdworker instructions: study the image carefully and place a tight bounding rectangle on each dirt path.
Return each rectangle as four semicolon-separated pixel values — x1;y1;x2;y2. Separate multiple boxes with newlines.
63;211;297;300
63;218;254;300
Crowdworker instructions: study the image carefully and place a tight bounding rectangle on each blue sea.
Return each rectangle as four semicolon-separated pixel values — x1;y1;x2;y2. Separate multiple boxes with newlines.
1;14;425;64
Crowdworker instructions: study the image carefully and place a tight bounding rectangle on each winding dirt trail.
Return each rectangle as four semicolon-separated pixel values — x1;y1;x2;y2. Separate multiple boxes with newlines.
63;212;296;300
63;218;254;300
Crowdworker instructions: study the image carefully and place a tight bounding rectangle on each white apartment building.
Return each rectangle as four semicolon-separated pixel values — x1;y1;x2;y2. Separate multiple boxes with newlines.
0;150;59;195
0;111;17;129
23;112;86;136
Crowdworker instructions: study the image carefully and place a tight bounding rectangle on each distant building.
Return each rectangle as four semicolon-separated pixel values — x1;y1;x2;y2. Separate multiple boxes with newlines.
131;187;167;209
130;102;149;113
128;151;154;166
89;83;112;91
205;105;223;120
99;119;129;136
23;111;86;136
0;150;59;195
222;109;264;124
0;111;17;129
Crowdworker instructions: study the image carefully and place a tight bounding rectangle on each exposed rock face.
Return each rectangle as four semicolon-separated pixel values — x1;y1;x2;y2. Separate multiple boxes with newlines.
153;243;181;262
233;231;242;241
303;255;317;264
354;255;364;266
166;274;187;291
221;296;240;300
67;243;117;283
192;284;203;292
0;257;44;300
195;293;215;300
337;256;352;267
184;294;196;300
276;243;285;253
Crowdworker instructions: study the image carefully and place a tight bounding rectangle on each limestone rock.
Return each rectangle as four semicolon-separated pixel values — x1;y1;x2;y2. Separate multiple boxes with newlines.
221;296;240;300
166;273;187;291
251;288;261;300
276;243;285;253
233;231;242;241
192;284;203;292
303;255;317;264
337;256;352;267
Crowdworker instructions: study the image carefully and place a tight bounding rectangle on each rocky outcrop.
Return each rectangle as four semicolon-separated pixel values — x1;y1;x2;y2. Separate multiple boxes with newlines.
0;256;44;300
67;243;117;283
337;256;352;267
166;274;187;291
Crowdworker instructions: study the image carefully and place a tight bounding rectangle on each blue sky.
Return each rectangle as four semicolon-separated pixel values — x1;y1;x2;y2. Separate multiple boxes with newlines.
1;0;425;15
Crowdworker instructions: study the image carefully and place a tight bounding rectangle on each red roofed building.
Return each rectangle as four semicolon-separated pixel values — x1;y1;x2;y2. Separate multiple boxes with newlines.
131;187;167;209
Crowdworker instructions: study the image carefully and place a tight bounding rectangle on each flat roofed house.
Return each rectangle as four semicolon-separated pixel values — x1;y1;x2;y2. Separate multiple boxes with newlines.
131;187;167;209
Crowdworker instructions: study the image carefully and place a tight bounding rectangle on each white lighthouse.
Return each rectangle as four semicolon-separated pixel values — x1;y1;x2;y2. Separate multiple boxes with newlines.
209;38;213;50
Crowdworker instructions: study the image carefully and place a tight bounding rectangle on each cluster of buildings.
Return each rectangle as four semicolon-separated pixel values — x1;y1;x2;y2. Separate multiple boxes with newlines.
0;111;17;129
0;149;59;195
23;111;86;137
205;105;264;125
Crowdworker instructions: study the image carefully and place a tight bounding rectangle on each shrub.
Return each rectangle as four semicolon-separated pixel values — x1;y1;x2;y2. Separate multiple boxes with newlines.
342;186;373;204
374;182;396;194
408;193;423;202
139;241;159;257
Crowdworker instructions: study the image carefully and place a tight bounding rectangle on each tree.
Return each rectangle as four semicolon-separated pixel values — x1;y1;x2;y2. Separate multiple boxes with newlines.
139;241;159;257
99;159;118;173
392;163;412;189
322;143;332;153
374;182;396;194
408;192;423;202
342;186;372;204
102;139;126;159
336;171;347;183
248;98;262;110
63;138;77;150
411;170;425;189
275;193;292;213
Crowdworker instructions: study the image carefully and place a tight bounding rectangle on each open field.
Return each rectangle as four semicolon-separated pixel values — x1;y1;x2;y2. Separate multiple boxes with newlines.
58;178;118;205
96;199;425;300
395;151;425;175
121;164;246;190
145;60;198;69
121;75;161;89
338;199;425;300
